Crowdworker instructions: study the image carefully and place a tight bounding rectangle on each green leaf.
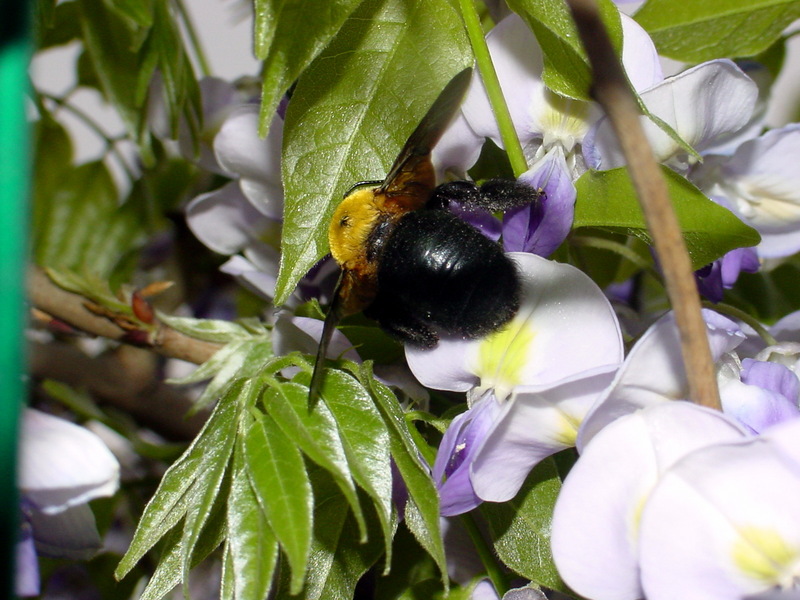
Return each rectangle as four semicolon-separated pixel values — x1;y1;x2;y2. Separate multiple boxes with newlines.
284;466;387;600
138;500;227;600
226;435;279;600
178;381;247;589
263;381;367;540
244;410;313;594
254;0;363;135
157;313;265;343
31;114;73;238
318;369;395;562
634;0;800;62
480;459;567;592
33;161;118;272
102;0;154;28
363;370;447;585
116;384;243;580
36;0;83;48
506;0;623;100
573;167;761;269
77;0;145;146
275;0;471;304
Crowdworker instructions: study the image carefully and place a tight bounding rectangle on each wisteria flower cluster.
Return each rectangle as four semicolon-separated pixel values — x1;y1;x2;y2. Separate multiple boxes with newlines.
25;0;800;599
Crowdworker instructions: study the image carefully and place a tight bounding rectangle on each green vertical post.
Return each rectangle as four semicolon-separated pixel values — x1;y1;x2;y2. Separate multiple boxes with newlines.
0;0;29;596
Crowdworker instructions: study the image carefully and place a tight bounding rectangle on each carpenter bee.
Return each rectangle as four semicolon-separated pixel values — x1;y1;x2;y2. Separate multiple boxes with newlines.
310;68;540;400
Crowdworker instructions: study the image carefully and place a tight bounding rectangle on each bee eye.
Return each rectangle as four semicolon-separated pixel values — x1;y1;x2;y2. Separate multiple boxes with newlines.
340;215;350;228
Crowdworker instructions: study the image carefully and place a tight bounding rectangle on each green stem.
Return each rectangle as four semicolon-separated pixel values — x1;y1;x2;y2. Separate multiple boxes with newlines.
703;301;778;347
458;0;528;177
40;92;137;182
460;512;508;595
174;0;212;77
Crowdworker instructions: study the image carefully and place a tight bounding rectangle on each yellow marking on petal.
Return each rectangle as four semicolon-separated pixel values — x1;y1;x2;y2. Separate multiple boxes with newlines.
539;91;591;154
550;410;580;446
474;318;536;400
732;526;800;589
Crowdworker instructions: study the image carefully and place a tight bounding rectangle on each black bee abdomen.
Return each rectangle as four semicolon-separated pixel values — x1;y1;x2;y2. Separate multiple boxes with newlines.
365;210;520;347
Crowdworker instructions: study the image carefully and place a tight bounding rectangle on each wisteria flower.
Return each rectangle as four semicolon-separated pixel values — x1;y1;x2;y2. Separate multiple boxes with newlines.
692;124;800;259
577;309;746;448
551;401;748;600
638;417;800;600
433;12;662;257
407;253;623;515
586;59;758;173
17;409;120;596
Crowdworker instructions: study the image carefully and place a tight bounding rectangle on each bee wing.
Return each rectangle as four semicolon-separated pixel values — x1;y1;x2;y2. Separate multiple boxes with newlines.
378;68;473;197
309;272;347;404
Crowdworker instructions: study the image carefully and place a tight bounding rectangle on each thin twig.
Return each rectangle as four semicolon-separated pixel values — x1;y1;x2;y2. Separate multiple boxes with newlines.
564;0;721;410
28;266;222;365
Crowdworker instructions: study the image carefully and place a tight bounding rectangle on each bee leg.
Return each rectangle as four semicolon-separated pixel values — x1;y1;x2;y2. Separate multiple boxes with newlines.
428;179;542;213
476;179;543;212
427;180;481;210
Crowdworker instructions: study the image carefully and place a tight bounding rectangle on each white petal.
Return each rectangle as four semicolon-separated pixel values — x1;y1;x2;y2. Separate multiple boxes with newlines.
29;503;102;560
639;425;800;600
551;402;745;600
406;254;623;397
19;409;119;514
214;105;283;188
470;366;616;502
462;14;544;144
620;14;662;91
220;253;278;300
578;309;745;448
719;125;800;258
591;60;758;170
186;182;272;255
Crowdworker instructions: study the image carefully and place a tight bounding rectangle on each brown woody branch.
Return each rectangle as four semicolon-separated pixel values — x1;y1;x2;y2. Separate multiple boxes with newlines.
27;266;222;365
564;0;721;410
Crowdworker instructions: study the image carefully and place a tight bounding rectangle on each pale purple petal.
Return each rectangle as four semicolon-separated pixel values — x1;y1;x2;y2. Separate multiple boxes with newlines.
406;337;477;393
620;15;662;91
30;503;102;560
552;402;745;600
451;202;503;242
587;60;758;171
503;586;548;600
720;376;800;435
434;394;503;516
718;358;800;434
470;366;617;503
433;112;484;178
220;253;278;300
772;311;800;344
462;14;543;144
472;580;501;600
695;246;759;303
638;426;800;600
178;77;239;174
711;125;800;258
742;358;800;405
19;409;119;514
186;182;275;255
502;146;575;256
15;526;39;597
214;105;284;218
578;309;745;448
